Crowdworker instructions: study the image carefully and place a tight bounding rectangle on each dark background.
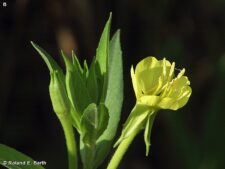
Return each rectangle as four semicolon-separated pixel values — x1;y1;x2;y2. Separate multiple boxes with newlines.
1;0;225;169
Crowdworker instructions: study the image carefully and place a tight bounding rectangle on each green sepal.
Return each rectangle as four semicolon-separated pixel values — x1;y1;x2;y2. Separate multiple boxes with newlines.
144;112;156;156
80;103;109;146
114;104;149;147
31;41;62;73
0;144;45;169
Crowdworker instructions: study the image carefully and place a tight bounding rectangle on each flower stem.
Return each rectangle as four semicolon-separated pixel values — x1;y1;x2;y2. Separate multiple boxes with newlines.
59;115;78;169
107;128;140;169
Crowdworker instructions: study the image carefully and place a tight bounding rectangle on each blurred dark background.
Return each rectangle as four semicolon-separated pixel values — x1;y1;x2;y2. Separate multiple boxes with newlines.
1;0;225;169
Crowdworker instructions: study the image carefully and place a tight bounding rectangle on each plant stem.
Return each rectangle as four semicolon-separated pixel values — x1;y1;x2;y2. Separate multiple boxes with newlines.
82;144;96;169
107;128;140;169
59;115;78;169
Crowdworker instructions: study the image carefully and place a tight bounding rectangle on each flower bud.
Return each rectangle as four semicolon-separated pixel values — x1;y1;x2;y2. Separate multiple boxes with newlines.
49;70;71;116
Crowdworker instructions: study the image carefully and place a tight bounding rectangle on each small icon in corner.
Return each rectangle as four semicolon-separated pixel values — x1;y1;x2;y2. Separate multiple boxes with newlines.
2;2;7;7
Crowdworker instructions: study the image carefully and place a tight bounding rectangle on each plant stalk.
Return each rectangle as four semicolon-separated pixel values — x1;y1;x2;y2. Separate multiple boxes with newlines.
59;115;78;169
107;128;140;169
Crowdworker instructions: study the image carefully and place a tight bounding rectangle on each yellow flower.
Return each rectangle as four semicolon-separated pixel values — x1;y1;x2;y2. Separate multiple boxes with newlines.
115;56;192;156
131;56;191;110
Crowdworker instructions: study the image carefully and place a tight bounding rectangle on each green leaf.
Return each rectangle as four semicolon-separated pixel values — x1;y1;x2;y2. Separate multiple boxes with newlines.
97;104;109;138
95;13;111;76
80;103;98;145
80;103;109;146
87;60;99;103
95;13;112;102
72;51;83;75
0;144;45;169
94;30;124;167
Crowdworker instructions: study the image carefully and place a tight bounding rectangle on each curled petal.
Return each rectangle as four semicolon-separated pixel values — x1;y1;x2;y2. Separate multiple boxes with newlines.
158;86;192;110
167;76;190;98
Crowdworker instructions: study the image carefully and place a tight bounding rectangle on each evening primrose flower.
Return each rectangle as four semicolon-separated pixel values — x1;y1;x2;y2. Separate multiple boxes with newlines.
115;56;191;156
131;56;192;110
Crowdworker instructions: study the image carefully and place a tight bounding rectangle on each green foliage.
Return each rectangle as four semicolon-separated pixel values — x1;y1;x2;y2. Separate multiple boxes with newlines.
31;14;124;169
79;14;112;169
0;144;45;169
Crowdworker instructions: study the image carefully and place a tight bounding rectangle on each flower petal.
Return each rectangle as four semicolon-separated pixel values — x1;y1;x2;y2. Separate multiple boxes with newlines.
158;85;192;110
135;57;159;75
158;97;179;110
167;76;190;98
177;86;192;108
131;66;141;98
137;68;163;94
